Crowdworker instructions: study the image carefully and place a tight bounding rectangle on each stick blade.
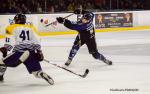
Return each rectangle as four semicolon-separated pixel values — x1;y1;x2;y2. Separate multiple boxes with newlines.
82;69;89;78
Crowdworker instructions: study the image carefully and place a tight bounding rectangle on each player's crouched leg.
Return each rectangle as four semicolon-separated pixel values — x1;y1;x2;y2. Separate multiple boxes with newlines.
65;44;80;66
24;51;54;85
92;52;112;65
32;71;54;85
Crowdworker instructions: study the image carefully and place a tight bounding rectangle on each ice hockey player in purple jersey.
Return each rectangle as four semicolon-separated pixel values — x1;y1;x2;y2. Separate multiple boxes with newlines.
56;9;112;66
0;14;54;85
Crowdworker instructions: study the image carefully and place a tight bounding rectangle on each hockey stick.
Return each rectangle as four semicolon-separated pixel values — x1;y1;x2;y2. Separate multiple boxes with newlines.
45;13;74;27
43;59;89;78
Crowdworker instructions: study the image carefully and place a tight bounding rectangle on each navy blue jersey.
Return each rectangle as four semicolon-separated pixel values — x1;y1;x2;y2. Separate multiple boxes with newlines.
64;12;95;41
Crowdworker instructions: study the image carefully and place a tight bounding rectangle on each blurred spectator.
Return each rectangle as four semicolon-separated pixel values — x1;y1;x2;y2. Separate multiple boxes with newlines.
0;0;148;14
37;3;43;13
67;0;76;12
59;0;66;12
94;0;103;9
85;1;95;10
21;4;30;13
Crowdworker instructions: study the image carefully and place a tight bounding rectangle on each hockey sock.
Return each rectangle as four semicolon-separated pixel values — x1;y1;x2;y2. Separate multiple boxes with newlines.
0;66;7;76
0;59;5;65
68;44;80;60
92;52;106;61
0;66;6;81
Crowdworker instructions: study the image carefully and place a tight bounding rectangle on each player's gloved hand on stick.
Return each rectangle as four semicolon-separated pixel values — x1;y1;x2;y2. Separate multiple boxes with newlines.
56;17;64;24
36;50;44;61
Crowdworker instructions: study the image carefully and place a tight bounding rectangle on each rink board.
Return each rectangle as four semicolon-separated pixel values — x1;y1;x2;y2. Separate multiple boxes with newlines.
1;10;150;38
0;26;150;39
38;26;150;36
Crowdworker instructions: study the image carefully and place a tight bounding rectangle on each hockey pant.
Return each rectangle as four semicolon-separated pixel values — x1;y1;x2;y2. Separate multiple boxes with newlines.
1;50;42;74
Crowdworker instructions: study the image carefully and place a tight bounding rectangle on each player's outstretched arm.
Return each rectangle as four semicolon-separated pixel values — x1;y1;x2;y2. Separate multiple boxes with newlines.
56;17;88;32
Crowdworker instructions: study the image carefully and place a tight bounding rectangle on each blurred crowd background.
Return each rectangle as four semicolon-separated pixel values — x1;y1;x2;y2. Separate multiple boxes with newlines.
0;0;149;13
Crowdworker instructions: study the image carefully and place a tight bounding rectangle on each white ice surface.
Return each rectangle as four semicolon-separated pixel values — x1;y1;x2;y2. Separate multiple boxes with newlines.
0;30;150;94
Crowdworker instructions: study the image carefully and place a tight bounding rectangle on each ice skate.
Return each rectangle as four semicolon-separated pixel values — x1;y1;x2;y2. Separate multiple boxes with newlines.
103;59;112;65
65;59;72;66
40;72;54;85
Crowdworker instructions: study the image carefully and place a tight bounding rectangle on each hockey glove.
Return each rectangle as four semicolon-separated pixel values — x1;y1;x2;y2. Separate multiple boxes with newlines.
56;17;64;24
0;47;7;58
36;50;44;61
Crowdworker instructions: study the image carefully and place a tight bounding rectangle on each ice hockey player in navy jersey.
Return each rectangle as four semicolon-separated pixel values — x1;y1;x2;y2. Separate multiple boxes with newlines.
56;9;112;66
0;14;54;85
